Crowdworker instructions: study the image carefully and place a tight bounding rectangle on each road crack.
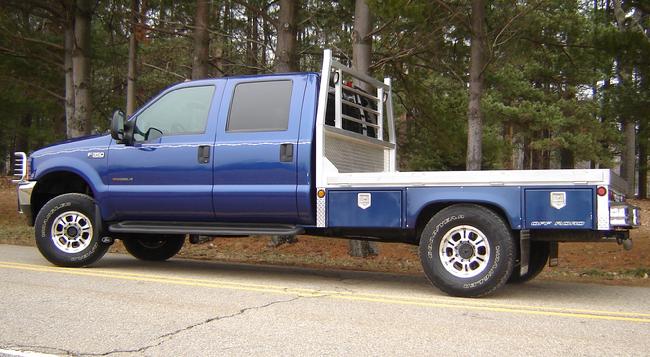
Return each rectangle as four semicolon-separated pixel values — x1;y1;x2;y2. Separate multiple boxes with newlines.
87;296;302;356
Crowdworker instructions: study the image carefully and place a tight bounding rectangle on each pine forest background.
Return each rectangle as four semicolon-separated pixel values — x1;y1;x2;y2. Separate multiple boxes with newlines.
1;0;650;198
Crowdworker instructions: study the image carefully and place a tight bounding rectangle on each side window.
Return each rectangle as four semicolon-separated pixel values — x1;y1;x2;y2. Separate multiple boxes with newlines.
227;80;292;132
134;86;215;141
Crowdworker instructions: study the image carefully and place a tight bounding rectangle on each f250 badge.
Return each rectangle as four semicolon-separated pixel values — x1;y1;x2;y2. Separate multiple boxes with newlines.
87;151;105;159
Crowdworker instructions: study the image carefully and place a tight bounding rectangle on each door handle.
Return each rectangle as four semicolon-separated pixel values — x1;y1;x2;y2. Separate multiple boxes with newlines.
280;143;294;162
198;145;210;164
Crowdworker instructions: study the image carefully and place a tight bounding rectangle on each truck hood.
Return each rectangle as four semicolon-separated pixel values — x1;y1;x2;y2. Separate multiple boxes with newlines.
30;134;112;159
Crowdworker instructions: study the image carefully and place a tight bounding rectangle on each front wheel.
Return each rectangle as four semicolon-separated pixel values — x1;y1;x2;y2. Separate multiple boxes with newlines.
418;204;515;297
34;193;110;267
122;235;185;261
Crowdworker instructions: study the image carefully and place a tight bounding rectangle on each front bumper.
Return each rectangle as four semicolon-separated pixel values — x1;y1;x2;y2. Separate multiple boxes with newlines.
609;203;640;228
16;181;36;225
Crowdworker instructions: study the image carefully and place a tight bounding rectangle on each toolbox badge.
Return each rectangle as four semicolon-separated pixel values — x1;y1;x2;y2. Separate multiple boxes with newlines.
357;193;372;210
550;191;566;210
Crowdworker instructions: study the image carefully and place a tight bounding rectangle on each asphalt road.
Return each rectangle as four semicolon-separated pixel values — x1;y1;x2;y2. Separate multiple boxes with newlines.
0;244;649;357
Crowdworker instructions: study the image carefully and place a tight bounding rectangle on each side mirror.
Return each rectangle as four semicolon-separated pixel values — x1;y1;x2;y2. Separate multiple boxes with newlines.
110;110;125;141
111;109;135;146
145;127;163;142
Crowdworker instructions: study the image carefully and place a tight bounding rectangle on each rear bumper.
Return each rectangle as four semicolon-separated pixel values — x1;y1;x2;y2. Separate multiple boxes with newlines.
16;181;36;225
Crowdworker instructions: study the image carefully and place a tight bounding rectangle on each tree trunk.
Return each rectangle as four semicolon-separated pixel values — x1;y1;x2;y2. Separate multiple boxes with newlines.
14;113;32;161
126;0;139;116
639;70;649;198
349;240;378;258
250;12;259;73
70;0;93;138
269;0;299;247
560;149;574;169
624;120;636;196
64;6;75;138
348;0;378;258
614;0;637;196
268;235;298;247
639;120;647;198
352;0;372;90
274;0;298;72
192;0;210;80
466;0;487;171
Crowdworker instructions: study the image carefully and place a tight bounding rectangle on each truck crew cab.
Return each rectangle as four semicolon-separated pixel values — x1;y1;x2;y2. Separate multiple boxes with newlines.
13;50;640;297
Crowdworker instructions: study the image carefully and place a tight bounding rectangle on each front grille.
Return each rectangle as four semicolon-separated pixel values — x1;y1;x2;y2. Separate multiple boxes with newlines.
12;152;27;182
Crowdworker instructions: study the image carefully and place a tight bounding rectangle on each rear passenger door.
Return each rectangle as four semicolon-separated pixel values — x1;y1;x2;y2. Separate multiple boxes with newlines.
213;76;306;223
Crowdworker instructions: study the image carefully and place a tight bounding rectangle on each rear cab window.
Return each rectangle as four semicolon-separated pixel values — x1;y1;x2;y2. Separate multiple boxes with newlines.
227;80;293;132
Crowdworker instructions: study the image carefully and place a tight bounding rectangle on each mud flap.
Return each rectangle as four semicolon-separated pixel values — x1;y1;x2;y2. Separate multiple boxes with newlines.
519;230;530;276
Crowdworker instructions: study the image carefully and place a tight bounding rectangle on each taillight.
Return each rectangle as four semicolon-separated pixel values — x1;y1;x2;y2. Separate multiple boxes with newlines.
597;186;607;197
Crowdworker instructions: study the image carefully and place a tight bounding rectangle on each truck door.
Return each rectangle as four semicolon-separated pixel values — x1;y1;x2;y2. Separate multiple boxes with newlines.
106;82;223;221
213;76;306;223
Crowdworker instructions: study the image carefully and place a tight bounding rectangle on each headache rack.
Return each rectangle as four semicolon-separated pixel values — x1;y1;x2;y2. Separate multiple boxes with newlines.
315;49;396;186
314;49;396;227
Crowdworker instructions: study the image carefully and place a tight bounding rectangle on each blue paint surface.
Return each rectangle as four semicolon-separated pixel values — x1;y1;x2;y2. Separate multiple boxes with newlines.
29;74;317;224
328;190;402;228
406;186;523;229
212;74;312;224
104;80;225;221
524;189;594;229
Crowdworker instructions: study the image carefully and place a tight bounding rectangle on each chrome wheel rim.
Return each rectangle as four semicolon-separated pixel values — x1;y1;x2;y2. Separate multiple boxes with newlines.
439;225;491;278
51;211;93;253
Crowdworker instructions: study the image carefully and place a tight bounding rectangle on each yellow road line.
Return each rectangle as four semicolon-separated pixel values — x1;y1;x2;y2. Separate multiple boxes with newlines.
4;261;649;319
1;261;649;323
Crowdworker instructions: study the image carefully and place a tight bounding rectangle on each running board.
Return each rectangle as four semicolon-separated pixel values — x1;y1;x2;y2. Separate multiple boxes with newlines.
108;221;304;236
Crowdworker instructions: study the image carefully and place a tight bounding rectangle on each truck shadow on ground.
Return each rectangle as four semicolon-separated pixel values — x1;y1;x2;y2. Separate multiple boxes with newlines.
90;253;637;303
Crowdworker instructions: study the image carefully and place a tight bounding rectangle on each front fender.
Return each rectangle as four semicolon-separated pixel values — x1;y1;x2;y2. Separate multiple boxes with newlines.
33;156;109;201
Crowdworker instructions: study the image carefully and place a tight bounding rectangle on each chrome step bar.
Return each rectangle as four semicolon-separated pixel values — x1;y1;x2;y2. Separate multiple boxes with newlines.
109;221;304;236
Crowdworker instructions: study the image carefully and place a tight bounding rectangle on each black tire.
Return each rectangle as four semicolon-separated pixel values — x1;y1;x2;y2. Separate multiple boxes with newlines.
418;204;515;298
34;193;110;267
508;241;550;284
122;235;185;261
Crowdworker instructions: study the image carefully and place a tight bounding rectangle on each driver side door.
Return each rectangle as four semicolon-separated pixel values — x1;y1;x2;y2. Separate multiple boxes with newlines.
105;83;223;221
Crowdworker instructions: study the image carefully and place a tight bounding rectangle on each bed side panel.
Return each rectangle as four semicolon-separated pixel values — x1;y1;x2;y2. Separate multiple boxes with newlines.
405;186;522;229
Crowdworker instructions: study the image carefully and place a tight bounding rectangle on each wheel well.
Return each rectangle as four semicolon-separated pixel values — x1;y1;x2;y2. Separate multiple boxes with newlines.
31;171;94;222
414;202;513;243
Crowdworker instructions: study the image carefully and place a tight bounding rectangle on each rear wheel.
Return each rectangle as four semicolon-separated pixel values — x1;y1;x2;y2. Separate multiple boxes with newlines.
418;204;515;297
122;235;185;261
508;241;550;284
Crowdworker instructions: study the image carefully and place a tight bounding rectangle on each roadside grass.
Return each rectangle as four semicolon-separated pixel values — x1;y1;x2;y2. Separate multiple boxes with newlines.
577;268;650;279
0;225;33;246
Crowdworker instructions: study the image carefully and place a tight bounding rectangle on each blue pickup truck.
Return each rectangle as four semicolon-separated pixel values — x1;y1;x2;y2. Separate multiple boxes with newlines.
13;50;640;297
